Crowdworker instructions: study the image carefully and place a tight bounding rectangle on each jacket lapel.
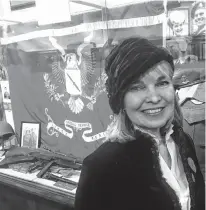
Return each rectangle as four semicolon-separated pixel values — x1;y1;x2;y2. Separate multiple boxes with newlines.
133;130;182;210
129;126;195;210
172;126;196;210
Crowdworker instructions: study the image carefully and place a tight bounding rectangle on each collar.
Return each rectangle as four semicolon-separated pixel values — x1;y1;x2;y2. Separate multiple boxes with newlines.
134;124;174;146
165;124;174;142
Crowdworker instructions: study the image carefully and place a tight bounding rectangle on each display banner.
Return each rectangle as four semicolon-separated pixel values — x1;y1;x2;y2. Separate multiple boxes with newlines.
4;1;180;159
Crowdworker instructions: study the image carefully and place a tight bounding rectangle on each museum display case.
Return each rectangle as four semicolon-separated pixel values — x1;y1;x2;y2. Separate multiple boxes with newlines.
0;0;205;209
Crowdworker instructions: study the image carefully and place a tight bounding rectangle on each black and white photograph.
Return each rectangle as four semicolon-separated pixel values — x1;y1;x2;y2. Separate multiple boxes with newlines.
167;9;189;37
191;1;206;36
0;81;11;103
0;65;8;81
20;122;40;149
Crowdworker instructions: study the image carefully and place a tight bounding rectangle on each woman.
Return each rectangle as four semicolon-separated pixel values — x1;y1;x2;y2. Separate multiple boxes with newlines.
75;37;205;210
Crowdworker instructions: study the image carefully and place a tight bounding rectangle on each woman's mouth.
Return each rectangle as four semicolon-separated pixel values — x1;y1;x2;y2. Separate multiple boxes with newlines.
142;108;164;115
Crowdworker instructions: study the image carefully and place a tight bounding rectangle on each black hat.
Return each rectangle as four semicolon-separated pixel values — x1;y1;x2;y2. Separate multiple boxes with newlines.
105;37;174;115
191;1;206;19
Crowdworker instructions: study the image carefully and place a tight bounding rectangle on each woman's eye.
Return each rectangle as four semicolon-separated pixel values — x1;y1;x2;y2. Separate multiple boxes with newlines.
156;81;169;87
130;85;145;91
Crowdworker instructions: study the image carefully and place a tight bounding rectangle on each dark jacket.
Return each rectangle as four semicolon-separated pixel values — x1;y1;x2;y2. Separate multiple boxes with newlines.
75;125;205;210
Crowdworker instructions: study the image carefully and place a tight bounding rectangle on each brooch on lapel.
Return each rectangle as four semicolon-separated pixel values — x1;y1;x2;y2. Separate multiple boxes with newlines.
188;157;196;173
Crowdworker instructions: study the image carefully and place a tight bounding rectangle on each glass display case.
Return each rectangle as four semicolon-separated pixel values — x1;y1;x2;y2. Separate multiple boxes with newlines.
0;0;205;209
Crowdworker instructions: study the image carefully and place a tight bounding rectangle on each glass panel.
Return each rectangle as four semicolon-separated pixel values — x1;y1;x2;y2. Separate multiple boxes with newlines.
2;0;112;159
1;0;205;159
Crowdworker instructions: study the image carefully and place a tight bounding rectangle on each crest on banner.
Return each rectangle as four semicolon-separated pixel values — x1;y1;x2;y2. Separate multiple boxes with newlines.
43;32;107;114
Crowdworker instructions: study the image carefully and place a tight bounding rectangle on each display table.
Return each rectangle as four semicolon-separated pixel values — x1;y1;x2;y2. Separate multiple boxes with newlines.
0;160;76;210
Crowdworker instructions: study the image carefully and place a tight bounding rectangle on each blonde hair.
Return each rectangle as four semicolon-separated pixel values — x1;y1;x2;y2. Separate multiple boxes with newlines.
104;111;134;143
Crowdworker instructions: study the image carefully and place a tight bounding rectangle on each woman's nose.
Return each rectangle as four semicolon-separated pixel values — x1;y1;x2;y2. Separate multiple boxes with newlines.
146;87;161;103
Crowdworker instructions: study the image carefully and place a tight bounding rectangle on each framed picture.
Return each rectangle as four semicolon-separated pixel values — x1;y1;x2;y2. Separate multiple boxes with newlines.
167;8;190;38
0;81;11;104
20;122;41;149
0;65;8;81
191;1;206;36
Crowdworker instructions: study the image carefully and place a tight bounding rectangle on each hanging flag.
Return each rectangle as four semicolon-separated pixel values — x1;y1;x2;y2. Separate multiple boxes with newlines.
6;34;111;159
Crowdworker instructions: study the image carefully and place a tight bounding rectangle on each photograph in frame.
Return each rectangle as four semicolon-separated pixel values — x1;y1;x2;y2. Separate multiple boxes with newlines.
20;122;41;149
0;81;11;104
167;8;189;38
191;1;206;36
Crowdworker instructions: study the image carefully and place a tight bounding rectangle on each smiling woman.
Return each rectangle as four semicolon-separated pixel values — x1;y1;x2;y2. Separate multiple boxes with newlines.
74;37;205;210
124;61;175;135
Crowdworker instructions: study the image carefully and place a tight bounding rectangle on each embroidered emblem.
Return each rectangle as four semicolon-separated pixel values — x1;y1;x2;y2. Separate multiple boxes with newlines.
45;34;107;114
181;75;189;84
188;157;196;173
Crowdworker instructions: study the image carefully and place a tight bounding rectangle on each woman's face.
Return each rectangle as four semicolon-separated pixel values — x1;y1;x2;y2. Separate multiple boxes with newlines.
123;61;175;132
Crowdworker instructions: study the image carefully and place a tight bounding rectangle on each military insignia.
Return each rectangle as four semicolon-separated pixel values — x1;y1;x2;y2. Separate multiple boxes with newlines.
188;157;196;173
43;32;107;114
181;75;189;84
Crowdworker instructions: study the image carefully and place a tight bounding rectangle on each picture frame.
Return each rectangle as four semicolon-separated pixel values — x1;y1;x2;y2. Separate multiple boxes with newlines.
20;122;41;149
190;1;206;36
166;8;190;38
0;81;11;104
